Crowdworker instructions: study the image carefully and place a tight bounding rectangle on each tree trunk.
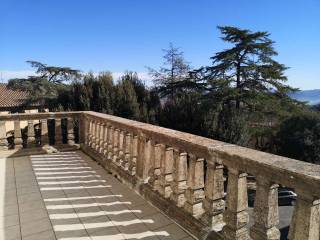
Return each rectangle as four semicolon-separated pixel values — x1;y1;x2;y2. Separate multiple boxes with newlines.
236;62;241;109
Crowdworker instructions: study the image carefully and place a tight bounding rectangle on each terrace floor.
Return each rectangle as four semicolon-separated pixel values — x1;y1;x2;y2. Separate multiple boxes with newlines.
0;150;195;240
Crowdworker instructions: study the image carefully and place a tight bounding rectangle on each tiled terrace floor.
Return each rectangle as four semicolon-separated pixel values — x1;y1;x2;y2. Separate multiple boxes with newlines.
0;151;194;240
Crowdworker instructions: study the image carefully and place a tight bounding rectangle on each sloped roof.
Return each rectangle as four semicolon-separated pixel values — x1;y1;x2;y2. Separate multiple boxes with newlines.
0;83;30;109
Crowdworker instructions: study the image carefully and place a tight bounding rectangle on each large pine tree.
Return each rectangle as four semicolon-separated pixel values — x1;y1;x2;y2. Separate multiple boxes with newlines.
204;26;296;110
8;61;79;111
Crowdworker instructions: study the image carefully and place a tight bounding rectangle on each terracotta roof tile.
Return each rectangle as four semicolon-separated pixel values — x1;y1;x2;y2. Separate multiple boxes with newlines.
0;83;30;108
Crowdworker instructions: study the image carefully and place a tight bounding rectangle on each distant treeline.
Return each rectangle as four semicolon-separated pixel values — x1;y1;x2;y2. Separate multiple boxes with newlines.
8;26;320;163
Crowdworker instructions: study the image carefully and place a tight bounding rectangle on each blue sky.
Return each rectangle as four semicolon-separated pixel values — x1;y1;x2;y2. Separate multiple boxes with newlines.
0;0;319;89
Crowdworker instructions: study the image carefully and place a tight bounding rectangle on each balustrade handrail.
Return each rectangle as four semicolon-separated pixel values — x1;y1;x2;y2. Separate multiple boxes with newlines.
1;111;320;195
0;111;80;121
81;111;320;197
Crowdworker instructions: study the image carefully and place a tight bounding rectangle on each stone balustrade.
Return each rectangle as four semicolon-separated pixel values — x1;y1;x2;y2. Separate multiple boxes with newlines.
0;112;79;150
1;111;320;240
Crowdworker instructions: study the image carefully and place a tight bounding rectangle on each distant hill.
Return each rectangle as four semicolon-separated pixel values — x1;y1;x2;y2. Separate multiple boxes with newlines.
289;89;320;105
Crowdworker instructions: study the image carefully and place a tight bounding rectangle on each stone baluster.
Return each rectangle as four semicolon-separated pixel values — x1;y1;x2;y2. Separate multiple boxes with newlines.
88;119;94;146
94;122;101;151
149;143;165;192
128;135;138;176
112;128;120;163
159;147;175;198
98;123;106;154
171;152;188;207
90;120;96;148
118;130;125;166
136;137;154;184
123;132;132;170
184;155;205;218
40;119;49;145
27;120;36;147
107;126;114;161
0;121;8;150
67;117;75;146
14;120;23;149
95;122;102;152
250;177;280;240
222;168;249;240
288;190;320;240
55;118;63;145
202;162;225;231
103;124;110;157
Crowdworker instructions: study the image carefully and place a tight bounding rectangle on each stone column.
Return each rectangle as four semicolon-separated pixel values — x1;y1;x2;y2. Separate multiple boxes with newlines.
94;122;101;151
27;120;36;147
222;168;249;240
250;177;280;240
184;155;205;218
88;119;93;146
136;137;154;183
99;123;106;154
67;117;75;146
107;126;114;161
123;132;132;171
202;162;225;231
0;121;8;150
96;122;103;153
159;147;175;199
118;130;125;166
14;120;23;149
112;128;120;163
90;120;96;148
171;152;188;207
40;119;49;145
103;124;110;156
149;143;165;192
128;135;138;176
288;191;320;240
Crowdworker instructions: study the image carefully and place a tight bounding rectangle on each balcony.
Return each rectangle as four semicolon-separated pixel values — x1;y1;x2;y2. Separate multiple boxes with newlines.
0;111;319;240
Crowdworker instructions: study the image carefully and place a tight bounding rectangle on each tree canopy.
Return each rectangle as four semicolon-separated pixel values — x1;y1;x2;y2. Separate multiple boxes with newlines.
7;61;80;110
7;25;319;163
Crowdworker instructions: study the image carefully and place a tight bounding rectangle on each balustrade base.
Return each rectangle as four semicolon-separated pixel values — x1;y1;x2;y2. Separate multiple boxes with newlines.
81;144;137;189
250;226;280;240
81;143;219;240
222;226;249;240
140;184;207;239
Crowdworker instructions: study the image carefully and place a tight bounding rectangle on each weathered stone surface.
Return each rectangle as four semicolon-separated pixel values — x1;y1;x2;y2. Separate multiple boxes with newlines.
159;147;175;198
250;177;280;240
0;121;8;150
185;155;205;218
149;143;164;192
14;120;23;149
171;152;188;207
288;192;320;240
27;120;36;147
67;117;75;146
41;118;49;145
202;162;225;231
222;169;249;240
